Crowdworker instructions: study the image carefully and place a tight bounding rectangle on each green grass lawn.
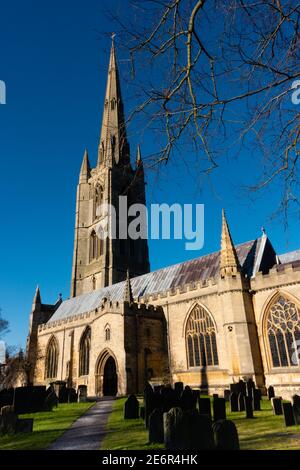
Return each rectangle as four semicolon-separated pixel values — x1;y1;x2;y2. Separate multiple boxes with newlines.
101;396;300;450
0;402;94;450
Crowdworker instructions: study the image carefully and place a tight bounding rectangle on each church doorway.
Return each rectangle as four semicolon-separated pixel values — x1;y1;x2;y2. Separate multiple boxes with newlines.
103;356;118;396
95;350;118;396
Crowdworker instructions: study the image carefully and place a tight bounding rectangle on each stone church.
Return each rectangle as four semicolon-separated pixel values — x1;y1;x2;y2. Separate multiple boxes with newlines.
26;41;300;400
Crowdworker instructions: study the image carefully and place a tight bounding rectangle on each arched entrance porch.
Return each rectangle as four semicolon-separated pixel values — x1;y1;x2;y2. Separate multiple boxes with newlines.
95;349;118;396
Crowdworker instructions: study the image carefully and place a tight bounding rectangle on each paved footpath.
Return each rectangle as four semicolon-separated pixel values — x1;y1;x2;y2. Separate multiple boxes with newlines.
48;397;114;450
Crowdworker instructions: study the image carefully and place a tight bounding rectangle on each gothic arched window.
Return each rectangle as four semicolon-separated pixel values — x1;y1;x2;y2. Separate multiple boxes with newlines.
266;295;300;368
45;336;59;379
79;327;91;376
186;305;219;368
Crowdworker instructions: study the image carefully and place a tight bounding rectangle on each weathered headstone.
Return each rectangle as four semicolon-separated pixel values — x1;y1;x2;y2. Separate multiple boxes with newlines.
78;385;87;403
238;393;245;411
213;419;240;450
271;397;283;415
230;383;238;394
67;388;77;403
161;385;176;412
149;408;164;443
124;394;139;419
163;407;184;450
253;389;261;411
292;395;300;424
282;402;295;427
174;382;184;396
230;393;238;412
0;406;17;435
246;379;255;398
244;396;253;418
182;410;214;450
0;388;14;409
144;382;155;428
52;381;68;403
238;380;247;397
180;386;196;411
213;397;226;421
224;390;231;402
267;386;275;400
198;397;212;419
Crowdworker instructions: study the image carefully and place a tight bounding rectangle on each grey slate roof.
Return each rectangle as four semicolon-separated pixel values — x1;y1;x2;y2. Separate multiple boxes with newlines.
49;237;264;323
278;249;300;265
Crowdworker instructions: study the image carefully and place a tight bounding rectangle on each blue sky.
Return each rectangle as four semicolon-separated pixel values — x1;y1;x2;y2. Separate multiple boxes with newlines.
0;0;299;349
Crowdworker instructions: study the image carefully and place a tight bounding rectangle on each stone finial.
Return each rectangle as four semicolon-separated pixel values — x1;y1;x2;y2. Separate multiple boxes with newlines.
220;209;240;278
136;144;142;165
124;269;134;304
79;149;91;183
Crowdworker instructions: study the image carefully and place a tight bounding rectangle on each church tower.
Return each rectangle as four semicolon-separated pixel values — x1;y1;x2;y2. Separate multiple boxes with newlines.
71;40;150;297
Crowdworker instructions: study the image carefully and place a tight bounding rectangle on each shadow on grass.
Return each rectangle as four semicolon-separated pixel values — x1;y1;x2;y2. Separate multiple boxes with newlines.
0;402;94;450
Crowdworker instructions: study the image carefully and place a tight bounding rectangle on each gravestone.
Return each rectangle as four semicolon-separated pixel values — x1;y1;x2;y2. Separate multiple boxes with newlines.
161;386;176;412
149;408;164;443
224;390;231;402
230;393;238;412
52;381;68;403
0;388;14;409
267;386;275;400
213;398;226;421
282;402;295;427
67;388;77;403
144;382;155;428
212;419;240;450
163;407;184;450
13;386;47;414
246;379;255;398
239;380;247;396
271;397;282;415
182;410;214;450
238;393;245;411
180;386;196;411
140;406;145;420
174;382;184;397
124;394;139;419
292;395;300;424
0;406;17;435
44;390;58;411
244;396;253;418
253;389;261;411
198;397;212;419
213;394;219;399
78;385;88;403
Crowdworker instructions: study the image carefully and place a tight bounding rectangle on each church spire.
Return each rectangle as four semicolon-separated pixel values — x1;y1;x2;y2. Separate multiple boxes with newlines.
32;285;41;308
79;149;91;183
220;209;240;278
124;269;134;304
98;37;129;167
